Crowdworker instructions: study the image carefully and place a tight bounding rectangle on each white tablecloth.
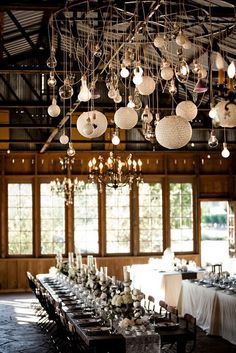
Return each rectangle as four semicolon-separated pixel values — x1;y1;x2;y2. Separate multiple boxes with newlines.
130;265;182;307
178;280;236;345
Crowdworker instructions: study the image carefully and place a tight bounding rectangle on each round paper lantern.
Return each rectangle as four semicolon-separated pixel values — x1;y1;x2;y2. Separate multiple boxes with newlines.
136;76;156;95
155;115;192;149
76;110;107;138
176;101;198;121
215;101;236;128
114;107;138;129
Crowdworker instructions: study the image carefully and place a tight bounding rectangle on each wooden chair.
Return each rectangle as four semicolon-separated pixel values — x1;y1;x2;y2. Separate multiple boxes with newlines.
147;295;156;313
166;305;179;323
184;313;197;353
159;300;168;317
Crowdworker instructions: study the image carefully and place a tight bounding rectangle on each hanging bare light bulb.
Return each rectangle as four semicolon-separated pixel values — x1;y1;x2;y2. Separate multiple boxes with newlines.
67;142;76;157
221;142;230;158
175;49;189;83
77;75;92;102
208;130;218;148
48;97;61;117
47;71;57;87
160;59;174;81
111;128;120;145
133;64;143;85
168;79;177;95
127;95;135;108
59;78;74;99
46;48;57;69
120;63;130;78
60;131;69;145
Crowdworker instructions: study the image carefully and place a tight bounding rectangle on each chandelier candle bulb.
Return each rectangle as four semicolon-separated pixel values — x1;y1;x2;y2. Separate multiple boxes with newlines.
227;61;236;78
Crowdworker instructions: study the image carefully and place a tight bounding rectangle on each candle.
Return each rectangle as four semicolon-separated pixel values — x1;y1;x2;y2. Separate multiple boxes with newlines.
76;254;82;269
123;266;130;282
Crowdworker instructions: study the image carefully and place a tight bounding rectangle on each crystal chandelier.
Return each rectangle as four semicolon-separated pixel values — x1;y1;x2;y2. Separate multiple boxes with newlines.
50;156;85;205
88;152;143;191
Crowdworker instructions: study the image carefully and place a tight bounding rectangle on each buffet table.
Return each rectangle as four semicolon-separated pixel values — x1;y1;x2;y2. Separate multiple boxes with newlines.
130;264;205;307
178;280;236;345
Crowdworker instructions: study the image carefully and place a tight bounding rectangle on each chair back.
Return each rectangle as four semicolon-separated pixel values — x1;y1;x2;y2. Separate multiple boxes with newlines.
159;300;168;317
183;313;197;352
167;305;179;323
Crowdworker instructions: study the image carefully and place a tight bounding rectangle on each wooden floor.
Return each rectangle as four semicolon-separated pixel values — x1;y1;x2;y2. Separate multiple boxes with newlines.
0;292;235;353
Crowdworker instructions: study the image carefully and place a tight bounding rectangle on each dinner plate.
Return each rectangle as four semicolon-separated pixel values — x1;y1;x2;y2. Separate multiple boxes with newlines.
83;326;110;336
155;322;179;330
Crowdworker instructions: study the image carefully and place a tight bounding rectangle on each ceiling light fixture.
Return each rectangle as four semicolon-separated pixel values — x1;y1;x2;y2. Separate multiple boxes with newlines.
88;152;143;192
50;156;85;205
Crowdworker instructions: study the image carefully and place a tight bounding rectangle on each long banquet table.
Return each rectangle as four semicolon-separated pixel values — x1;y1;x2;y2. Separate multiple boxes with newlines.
178;280;236;345
37;274;161;353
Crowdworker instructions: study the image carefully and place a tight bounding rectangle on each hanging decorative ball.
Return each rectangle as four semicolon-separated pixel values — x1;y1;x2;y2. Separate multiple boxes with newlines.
114;107;138;129
77;110;108;138
155;115;192;149
46;55;57;69
215;100;236;128
154;35;165;48
176;101;198;121
48;97;61;117
136;76;156;95
161;66;174;81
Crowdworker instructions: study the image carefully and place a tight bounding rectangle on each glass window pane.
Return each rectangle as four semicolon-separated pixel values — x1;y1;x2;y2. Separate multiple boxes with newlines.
170;182;193;252
106;185;130;254
40;183;65;255
139;183;163;253
8;183;33;255
74;184;99;254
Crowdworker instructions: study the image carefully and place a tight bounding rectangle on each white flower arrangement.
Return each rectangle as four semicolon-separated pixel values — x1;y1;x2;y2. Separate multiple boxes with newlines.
118;317;134;329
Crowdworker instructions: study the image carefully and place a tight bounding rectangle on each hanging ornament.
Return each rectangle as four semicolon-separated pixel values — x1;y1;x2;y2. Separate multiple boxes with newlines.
77;75;92;102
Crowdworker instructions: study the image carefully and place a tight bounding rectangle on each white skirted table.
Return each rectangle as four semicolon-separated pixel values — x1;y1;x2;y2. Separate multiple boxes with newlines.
130;264;204;307
178;280;236;345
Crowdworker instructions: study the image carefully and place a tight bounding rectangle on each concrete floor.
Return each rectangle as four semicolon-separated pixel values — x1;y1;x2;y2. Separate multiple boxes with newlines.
0;292;235;353
0;293;57;353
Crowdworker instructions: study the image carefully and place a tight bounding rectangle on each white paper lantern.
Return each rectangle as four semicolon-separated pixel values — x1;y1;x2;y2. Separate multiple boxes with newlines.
155;115;192;149
215;101;236;128
136;76;156;95
76;110;107;138
176;101;198;121
114;107;138;129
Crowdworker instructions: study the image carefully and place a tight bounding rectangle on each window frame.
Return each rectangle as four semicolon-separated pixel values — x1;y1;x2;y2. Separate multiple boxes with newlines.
6;177;34;258
167;176;197;254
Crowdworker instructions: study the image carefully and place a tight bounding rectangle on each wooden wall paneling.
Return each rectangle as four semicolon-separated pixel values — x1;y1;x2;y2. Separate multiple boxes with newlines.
199;175;231;198
167;155;195;174
4;153;35;175
199;155;230;175
0;110;9;151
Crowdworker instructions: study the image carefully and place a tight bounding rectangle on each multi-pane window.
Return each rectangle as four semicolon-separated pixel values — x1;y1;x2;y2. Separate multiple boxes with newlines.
139;183;163;253
8;183;33;255
40;183;65;255
74;183;99;254
106;185;130;254
170;183;193;252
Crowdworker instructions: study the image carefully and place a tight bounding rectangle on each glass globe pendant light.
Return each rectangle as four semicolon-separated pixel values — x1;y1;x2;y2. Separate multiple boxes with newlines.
221;142;230;158
59;77;74;100
120;63;130;78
